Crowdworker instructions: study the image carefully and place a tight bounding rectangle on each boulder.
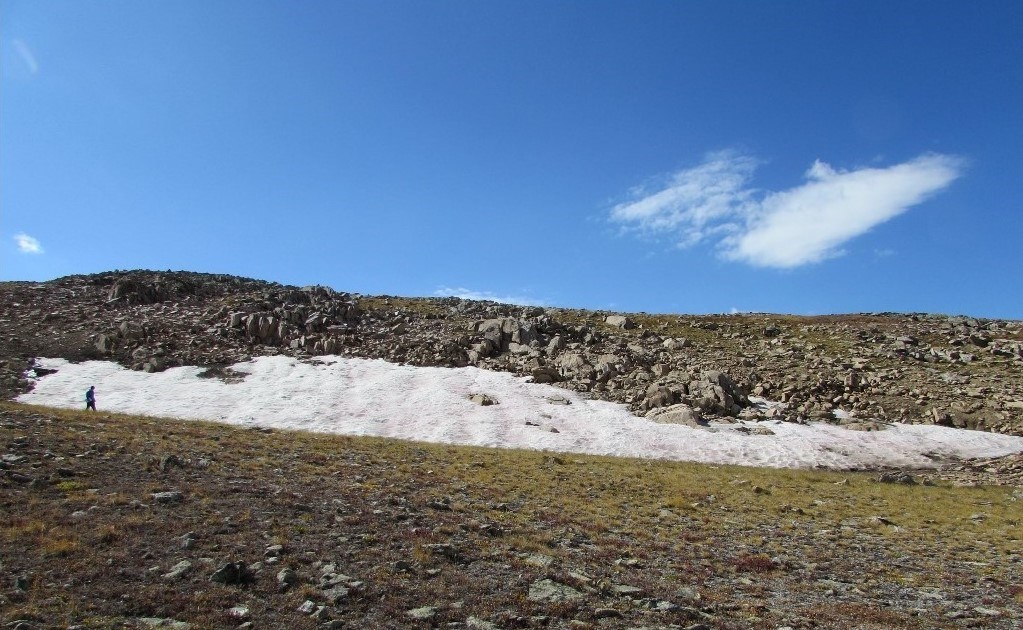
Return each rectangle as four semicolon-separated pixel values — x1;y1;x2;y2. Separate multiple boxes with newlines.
277;568;299;588
546;335;566;356
152;491;183;504
107;276;171;304
646;404;705;427
407;607;438;621
95;335;117;353
119;321;145;340
210;561;254;585
143;357;167;373
528;578;584;603
513;322;538;346
478;319;507;351
162;560;193;580
643;384;678;410
469;393;498;406
594;359;619;383
469;340;496;361
688;371;748;416
476;318;540;354
258;316;276;342
556;352;590;375
877;471;916;485
605;315;635;329
95;333;117;354
530;367;562;384
245;315;260;338
663;337;691;351
305;313;325;332
507;342;532;355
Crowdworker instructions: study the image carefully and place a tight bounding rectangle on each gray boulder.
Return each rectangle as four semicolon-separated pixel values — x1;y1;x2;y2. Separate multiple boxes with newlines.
646;404;705;427
546;335;566;356
528;578;584;603
605;315;635;329
209;561;254;585
663;337;692;350
119;321;145;340
688;371;749;416
95;333;117;354
643;384;679;410
530;366;562;384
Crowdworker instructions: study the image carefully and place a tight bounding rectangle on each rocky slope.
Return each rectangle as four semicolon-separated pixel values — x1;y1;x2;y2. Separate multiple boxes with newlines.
2;270;1023;440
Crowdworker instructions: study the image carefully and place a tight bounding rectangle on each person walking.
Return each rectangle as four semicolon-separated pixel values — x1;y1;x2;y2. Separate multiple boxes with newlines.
85;386;96;411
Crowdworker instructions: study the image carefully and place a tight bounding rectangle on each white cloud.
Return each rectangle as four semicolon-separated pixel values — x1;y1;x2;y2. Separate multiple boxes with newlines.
14;233;44;254
610;152;964;269
434;286;546;307
611;150;758;246
13;39;39;74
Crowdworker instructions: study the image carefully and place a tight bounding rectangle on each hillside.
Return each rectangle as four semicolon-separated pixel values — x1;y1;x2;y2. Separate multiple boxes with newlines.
2;270;1022;439
2;270;1023;629
2;404;1022;629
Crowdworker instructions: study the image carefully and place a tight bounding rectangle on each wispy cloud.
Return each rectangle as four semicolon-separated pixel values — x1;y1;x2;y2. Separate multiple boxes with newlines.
12;39;39;74
611;150;759;246
14;233;44;254
434;286;546;307
610;151;964;269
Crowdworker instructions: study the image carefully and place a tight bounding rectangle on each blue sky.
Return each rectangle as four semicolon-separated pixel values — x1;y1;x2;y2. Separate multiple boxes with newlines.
3;1;1022;317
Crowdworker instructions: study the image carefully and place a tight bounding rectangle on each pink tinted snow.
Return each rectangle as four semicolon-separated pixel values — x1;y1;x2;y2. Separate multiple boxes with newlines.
18;356;1023;470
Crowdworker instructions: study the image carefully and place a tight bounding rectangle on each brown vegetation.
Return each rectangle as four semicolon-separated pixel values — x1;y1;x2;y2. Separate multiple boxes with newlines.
2;403;1020;629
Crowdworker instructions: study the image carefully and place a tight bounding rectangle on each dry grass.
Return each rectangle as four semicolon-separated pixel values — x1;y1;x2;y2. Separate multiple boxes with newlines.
1;401;1021;629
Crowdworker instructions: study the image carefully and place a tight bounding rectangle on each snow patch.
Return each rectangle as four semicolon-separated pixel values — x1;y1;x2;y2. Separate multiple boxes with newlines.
17;356;1023;470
